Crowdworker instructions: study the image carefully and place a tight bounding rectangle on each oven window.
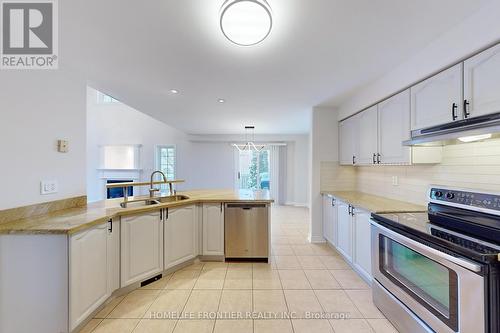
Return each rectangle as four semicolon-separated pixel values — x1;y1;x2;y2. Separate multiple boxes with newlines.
380;235;458;330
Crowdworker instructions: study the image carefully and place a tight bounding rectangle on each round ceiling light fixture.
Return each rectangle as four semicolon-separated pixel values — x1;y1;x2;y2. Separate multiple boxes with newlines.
220;0;272;46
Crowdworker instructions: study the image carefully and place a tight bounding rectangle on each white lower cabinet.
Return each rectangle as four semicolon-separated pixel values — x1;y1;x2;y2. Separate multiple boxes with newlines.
326;198;373;283
107;219;120;295
164;205;197;269
336;200;353;262
121;211;164;287
322;195;337;246
69;220;118;330
352;209;372;282
202;203;225;256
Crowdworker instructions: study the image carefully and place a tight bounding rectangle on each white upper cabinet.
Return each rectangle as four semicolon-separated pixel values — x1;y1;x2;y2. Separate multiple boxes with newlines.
464;44;500;119
121;211;163;287
339;115;359;165
378;89;411;164
164;205;197;270
341;88;440;166
411;63;463;130
202;203;225;256
357;105;378;165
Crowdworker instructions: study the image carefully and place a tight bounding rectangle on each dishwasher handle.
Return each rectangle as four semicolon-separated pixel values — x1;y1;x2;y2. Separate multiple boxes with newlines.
225;203;267;209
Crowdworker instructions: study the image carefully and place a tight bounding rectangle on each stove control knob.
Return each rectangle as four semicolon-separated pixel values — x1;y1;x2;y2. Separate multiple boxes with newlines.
435;191;443;198
446;192;455;199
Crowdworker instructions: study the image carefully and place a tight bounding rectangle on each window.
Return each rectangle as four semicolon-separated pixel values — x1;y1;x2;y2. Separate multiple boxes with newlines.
156;145;176;182
97;91;120;104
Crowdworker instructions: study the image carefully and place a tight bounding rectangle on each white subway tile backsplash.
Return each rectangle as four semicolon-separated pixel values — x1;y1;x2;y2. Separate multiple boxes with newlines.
320;162;357;192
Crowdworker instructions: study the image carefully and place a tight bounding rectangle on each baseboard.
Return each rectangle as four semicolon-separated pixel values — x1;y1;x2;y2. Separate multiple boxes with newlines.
309;235;326;243
284;202;309;208
199;255;225;262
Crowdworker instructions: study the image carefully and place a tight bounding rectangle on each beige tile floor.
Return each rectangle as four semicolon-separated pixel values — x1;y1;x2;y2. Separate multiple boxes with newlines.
80;206;398;333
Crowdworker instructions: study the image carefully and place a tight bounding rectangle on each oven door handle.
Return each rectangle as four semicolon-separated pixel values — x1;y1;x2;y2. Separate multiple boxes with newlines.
372;221;482;273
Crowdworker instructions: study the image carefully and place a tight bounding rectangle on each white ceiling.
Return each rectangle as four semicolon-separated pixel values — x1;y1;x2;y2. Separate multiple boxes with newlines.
64;0;490;134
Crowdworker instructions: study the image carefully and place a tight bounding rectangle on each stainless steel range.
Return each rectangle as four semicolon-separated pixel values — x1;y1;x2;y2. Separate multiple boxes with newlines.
371;186;500;333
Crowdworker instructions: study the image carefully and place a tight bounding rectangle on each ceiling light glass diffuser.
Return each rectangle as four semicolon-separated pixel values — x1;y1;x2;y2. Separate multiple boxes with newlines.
220;0;272;46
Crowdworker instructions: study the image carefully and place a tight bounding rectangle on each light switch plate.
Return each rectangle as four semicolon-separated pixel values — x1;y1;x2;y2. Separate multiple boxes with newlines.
57;140;69;153
41;180;58;195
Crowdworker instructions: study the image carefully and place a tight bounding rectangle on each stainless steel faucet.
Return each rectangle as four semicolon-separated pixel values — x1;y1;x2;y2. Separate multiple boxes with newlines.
149;170;167;198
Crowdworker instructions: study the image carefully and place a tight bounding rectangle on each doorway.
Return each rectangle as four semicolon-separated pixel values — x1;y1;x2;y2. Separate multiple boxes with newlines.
236;149;271;190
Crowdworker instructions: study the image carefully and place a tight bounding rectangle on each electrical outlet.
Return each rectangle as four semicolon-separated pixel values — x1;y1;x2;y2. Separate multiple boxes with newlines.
40;180;58;195
392;176;399;186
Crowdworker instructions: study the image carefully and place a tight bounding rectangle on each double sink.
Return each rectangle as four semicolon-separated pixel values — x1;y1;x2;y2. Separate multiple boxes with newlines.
119;195;190;208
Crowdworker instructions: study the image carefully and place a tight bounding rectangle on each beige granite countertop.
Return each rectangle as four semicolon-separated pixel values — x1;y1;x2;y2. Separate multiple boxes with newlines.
0;189;273;235
321;190;426;213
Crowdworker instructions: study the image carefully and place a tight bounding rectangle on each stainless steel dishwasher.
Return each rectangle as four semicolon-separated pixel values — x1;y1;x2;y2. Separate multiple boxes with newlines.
224;203;269;260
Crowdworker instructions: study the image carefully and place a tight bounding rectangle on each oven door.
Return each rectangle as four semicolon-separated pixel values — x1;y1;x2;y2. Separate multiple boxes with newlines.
371;221;485;333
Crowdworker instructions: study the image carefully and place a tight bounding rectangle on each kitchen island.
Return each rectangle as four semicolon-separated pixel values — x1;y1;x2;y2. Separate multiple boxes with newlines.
0;189;273;333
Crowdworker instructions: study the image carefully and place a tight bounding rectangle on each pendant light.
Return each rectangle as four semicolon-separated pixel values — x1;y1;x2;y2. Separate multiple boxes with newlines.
232;126;265;152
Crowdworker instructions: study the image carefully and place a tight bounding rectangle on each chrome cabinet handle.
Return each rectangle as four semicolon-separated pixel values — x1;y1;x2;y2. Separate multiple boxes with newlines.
373;153;376;164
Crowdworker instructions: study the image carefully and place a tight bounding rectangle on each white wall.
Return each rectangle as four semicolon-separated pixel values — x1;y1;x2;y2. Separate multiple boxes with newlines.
187;142;235;190
86;87;192;202
337;0;500;120
309;107;338;243
0;71;87;210
284;137;310;206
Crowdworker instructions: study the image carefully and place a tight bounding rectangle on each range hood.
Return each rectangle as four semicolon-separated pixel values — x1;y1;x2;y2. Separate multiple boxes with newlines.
403;112;500;146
